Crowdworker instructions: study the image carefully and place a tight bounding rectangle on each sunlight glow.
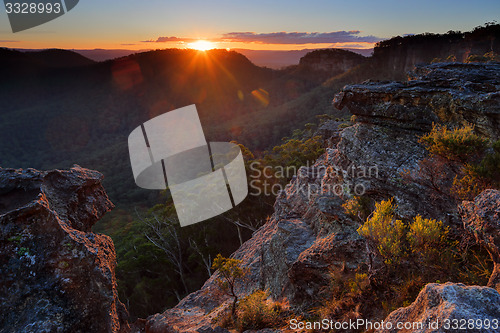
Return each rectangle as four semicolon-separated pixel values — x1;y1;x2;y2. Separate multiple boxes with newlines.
188;40;216;51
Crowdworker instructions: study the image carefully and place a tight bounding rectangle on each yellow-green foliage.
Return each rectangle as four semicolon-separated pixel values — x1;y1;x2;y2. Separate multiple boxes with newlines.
419;124;488;161
212;254;245;294
358;199;449;266
315;268;369;321
357;198;405;264
451;164;488;200
466;52;500;63
236;290;285;331
408;215;448;264
451;140;500;200
484;51;500;62
342;196;371;221
466;54;490;63
471;139;500;187
348;273;370;297
446;55;457;62
268;136;325;171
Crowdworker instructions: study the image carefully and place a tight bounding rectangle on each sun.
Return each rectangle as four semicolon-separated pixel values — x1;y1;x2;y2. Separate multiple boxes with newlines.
188;40;216;51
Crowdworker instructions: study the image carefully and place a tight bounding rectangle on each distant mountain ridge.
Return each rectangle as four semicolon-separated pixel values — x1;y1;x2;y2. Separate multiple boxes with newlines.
0;48;95;78
13;47;373;68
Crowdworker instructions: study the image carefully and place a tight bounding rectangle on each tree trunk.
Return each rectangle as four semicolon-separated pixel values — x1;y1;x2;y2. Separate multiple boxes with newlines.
231;295;238;323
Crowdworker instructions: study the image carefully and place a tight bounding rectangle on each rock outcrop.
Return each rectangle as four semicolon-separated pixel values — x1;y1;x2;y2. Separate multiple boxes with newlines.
333;62;500;141
378;283;500;333
460;189;500;290
146;63;500;332
0;166;129;332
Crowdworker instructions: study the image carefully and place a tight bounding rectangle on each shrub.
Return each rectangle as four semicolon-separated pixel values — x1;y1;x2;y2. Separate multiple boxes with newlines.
342;196;371;221
315;268;369;321
348;273;370;297
408;215;448;264
357;198;405;264
236;290;286;331
451;164;489;200
265;135;325;176
473;139;500;186
446;55;457;62
451;140;500;200
484;51;500;62
466;54;489;63
419;124;488;162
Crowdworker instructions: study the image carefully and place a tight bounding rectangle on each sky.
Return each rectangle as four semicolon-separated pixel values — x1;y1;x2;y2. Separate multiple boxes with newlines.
0;0;499;50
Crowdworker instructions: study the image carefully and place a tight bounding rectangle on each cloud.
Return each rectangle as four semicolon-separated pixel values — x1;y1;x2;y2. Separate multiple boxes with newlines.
221;31;381;44
142;36;195;43
0;40;20;43
140;30;381;45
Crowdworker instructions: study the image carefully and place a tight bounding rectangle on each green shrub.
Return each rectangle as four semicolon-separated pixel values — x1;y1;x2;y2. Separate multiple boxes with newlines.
451;165;488;200
348;273;370;297
314;268;369;321
236;290;285;331
473;140;500;185
466;54;489;63
419;124;488;162
408;215;448;264
446;55;457;62
357;198;405;264
451;140;500;200
265;135;325;174
484;51;500;62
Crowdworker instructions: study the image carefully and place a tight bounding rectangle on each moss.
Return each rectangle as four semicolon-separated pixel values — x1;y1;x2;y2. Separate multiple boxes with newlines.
8;235;22;243
17;247;29;256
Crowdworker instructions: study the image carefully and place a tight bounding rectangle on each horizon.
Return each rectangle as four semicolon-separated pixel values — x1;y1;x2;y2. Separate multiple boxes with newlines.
1;0;498;51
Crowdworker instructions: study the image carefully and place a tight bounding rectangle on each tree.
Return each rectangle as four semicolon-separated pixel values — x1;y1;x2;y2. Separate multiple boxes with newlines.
212;254;246;321
140;213;189;297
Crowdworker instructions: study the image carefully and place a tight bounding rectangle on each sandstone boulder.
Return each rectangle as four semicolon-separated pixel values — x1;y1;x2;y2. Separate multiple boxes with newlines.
378;283;500;333
0;166;129;332
460;189;500;290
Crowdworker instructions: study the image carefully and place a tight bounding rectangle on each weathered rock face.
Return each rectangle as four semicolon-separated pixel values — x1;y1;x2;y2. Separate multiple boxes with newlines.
0;166;129;333
378;283;500;333
460;189;500;290
333;63;500;141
